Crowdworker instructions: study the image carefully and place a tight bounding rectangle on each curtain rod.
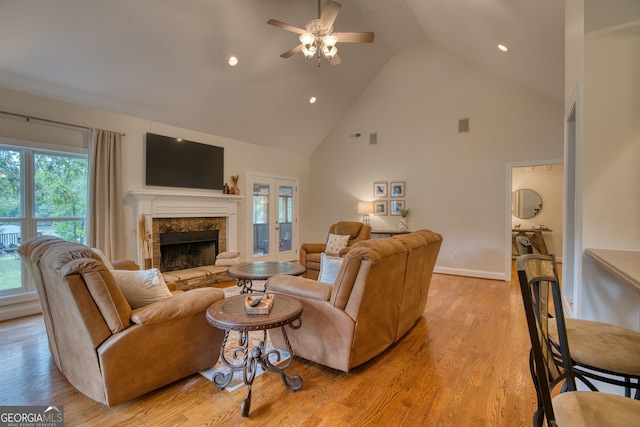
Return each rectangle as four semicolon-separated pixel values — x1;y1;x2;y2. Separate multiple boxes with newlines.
0;109;125;136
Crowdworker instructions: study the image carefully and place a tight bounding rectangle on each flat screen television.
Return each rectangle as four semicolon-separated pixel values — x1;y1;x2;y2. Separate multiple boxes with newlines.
145;133;224;191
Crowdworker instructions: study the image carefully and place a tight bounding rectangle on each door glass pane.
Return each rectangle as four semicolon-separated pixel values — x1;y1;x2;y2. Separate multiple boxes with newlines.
0;222;22;293
278;185;293;253
253;183;270;257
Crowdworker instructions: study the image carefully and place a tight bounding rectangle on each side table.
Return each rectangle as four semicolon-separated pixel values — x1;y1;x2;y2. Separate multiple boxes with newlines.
227;261;306;293
205;294;303;417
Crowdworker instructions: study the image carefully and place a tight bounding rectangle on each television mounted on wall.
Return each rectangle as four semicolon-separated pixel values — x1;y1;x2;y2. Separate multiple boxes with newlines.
145;133;224;191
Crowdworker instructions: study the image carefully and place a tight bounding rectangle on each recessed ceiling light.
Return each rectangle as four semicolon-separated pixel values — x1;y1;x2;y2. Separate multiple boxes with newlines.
498;44;508;52
309;96;317;104
228;56;238;66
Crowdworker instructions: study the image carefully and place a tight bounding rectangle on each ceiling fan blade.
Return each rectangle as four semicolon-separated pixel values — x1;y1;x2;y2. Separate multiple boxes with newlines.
319;0;342;31
329;53;342;65
281;44;303;58
267;19;306;35
332;32;375;43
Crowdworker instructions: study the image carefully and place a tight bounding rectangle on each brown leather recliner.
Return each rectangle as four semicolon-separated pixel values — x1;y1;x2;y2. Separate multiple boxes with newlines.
266;229;443;372
299;221;371;280
18;235;225;406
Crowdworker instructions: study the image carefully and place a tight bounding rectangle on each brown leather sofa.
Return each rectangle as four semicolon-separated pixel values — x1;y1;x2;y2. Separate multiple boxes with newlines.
18;235;225;406
265;229;442;372
299;221;371;280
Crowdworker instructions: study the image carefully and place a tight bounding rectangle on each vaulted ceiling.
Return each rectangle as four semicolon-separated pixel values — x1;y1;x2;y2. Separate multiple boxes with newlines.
0;0;564;155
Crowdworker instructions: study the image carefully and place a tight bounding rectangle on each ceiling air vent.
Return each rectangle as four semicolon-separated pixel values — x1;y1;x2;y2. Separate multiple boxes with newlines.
458;118;470;133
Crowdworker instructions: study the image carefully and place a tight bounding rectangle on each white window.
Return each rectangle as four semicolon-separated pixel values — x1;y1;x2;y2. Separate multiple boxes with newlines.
0;142;88;297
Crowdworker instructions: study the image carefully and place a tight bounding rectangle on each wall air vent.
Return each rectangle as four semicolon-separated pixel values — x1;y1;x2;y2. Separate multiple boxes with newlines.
458;118;470;133
369;132;377;145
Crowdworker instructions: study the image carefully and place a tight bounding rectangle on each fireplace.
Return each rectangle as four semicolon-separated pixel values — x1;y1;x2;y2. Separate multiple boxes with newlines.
129;190;242;290
129;189;242;269
159;230;219;272
152;216;226;272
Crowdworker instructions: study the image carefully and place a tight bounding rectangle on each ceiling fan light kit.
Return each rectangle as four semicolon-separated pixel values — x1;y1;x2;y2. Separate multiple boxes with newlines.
268;0;374;66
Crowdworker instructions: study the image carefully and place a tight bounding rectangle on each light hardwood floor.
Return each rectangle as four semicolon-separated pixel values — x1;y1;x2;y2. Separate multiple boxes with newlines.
0;273;537;426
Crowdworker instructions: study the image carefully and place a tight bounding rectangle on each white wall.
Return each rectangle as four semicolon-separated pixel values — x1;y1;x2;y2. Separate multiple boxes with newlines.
512;164;564;257
309;42;564;280
0;86;310;319
0;86;310;262
578;0;640;329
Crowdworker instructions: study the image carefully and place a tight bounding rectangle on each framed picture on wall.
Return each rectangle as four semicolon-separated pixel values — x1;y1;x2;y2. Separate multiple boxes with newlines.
390;200;405;216
390;181;405;197
373;182;388;198
374;201;388;216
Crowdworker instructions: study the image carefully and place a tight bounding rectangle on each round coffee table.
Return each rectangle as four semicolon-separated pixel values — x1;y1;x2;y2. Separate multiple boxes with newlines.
206;294;303;417
227;261;306;293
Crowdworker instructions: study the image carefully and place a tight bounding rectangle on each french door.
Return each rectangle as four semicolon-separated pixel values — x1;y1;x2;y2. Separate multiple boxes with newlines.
246;173;298;262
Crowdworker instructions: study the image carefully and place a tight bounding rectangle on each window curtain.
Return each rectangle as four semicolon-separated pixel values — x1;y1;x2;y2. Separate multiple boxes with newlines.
88;129;124;260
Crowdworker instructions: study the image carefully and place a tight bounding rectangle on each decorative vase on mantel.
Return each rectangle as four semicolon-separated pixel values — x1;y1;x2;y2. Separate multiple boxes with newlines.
229;175;240;195
399;209;410;232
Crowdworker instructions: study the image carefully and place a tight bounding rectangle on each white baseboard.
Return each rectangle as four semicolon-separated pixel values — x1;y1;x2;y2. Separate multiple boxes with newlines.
434;266;509;281
0;300;42;321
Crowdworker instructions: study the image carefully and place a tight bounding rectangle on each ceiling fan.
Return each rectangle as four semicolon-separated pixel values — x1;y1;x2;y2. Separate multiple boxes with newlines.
267;0;374;65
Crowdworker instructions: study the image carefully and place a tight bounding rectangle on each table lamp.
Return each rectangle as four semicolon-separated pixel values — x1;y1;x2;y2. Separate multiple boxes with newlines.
357;201;374;225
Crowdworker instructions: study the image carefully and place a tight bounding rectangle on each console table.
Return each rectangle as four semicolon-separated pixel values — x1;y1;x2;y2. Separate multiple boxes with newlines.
512;228;552;255
371;230;411;239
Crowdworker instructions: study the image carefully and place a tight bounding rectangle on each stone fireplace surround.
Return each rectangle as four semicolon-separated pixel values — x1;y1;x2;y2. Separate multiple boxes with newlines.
128;190;243;290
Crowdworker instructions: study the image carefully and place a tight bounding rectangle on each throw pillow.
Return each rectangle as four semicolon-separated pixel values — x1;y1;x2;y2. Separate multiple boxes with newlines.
325;233;350;256
215;256;242;267
111;268;173;309
318;252;344;285
216;251;241;259
92;248;115;270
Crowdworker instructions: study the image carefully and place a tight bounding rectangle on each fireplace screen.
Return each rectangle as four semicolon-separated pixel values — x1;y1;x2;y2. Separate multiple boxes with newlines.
159;230;219;272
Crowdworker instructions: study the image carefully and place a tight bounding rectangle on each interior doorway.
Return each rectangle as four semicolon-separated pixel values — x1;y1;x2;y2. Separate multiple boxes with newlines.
506;159;563;279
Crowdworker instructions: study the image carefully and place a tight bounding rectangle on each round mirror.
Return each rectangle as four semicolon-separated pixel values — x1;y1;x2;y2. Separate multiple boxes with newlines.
512;189;543;219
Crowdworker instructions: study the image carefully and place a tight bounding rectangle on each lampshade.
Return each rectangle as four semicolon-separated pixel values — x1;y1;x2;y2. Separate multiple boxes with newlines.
299;33;315;48
322;45;337;60
357;201;374;214
302;44;316;60
322;35;338;50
